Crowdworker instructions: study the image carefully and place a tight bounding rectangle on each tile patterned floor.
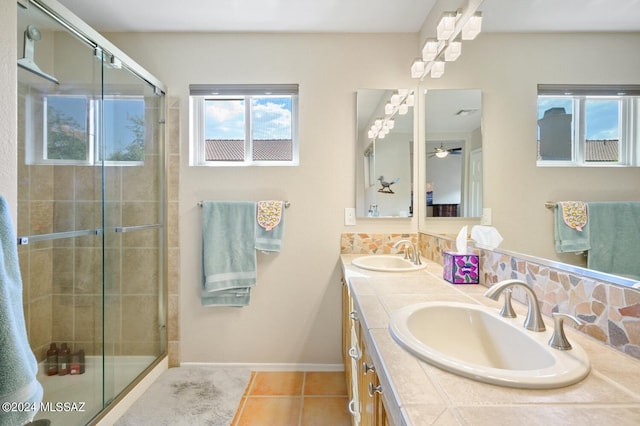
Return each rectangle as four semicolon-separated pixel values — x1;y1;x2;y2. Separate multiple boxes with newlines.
232;371;351;426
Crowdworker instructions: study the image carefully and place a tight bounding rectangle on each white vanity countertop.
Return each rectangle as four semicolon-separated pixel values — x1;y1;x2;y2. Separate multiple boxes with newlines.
340;254;640;426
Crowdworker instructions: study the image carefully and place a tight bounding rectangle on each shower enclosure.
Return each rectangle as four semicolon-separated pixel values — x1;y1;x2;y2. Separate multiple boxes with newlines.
17;0;166;424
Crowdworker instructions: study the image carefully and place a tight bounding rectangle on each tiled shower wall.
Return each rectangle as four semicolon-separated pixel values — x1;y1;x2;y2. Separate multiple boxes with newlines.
341;232;640;360
166;97;180;367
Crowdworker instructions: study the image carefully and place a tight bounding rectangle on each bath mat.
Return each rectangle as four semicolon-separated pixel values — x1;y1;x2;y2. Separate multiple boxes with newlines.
115;366;250;426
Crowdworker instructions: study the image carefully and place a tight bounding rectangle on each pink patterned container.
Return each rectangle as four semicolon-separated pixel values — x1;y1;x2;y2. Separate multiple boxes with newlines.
443;251;479;284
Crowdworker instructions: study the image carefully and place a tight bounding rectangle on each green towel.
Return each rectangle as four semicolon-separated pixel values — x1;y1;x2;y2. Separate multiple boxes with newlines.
201;201;257;307
0;195;43;425
554;203;590;253
587;202;640;280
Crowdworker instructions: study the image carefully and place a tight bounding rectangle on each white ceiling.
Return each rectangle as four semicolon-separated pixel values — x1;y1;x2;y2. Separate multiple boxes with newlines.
56;0;640;33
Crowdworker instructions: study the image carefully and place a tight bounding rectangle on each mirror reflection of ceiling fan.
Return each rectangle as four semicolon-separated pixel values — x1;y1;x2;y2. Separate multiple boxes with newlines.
429;143;462;158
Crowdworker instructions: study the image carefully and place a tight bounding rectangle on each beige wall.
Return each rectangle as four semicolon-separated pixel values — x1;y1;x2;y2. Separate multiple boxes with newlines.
416;32;640;265
0;0;17;217
104;32;417;364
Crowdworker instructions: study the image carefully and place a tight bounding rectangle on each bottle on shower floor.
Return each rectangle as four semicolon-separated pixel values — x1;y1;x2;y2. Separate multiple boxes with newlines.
46;343;58;376
70;349;85;375
58;343;70;376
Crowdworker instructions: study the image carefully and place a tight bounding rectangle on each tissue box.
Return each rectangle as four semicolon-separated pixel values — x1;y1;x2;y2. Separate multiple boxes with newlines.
443;251;479;284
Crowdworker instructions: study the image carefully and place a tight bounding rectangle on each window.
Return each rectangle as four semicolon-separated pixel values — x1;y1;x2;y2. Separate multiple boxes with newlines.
537;84;640;166
44;95;91;162
101;98;146;162
189;84;299;166
27;94;146;166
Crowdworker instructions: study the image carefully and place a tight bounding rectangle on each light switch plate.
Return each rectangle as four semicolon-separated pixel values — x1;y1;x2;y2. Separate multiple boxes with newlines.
344;208;356;226
481;207;492;225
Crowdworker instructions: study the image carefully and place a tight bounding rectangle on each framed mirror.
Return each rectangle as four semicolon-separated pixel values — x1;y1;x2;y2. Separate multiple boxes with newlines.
355;88;415;218
424;89;482;218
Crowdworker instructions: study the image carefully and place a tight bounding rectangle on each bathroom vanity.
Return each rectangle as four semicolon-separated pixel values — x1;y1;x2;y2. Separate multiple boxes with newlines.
341;254;640;426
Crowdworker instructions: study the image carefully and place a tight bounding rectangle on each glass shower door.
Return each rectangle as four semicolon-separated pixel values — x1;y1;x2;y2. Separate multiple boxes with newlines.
100;52;166;405
18;1;167;423
17;2;106;424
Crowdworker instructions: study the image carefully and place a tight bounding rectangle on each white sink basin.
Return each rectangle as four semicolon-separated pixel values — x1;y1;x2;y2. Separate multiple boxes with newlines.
352;255;426;272
389;302;590;389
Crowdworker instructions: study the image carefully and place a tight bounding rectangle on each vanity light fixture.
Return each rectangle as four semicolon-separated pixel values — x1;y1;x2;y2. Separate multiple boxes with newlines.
461;12;483;40
368;89;414;141
444;40;462;61
385;102;395;115
411;0;483;80
431;61;446;78
422;38;440;61
405;94;415;107
437;12;457;40
386;119;395;130
411;59;425;78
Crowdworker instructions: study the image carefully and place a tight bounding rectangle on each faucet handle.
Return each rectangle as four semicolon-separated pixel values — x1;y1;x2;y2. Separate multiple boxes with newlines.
402;244;411;260
549;313;583;351
499;288;517;318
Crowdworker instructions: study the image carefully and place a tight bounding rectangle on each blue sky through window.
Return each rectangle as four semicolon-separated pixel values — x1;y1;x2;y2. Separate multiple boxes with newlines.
537;97;619;139
205;96;292;140
103;98;145;157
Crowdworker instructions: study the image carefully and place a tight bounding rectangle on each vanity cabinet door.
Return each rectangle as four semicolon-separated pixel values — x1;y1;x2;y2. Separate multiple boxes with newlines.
360;327;388;426
342;276;388;425
359;337;376;425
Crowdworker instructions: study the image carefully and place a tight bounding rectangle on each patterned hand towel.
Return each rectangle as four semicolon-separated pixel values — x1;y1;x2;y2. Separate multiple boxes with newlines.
554;201;590;253
255;200;285;252
561;201;588;231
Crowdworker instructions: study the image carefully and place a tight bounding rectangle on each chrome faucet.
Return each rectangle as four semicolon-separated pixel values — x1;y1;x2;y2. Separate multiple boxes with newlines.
483;279;546;332
393;239;422;265
549;313;583;350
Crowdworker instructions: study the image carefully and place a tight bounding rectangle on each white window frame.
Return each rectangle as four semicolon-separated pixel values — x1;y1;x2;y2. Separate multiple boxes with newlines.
29;94;95;166
26;93;146;166
189;84;299;167
537;84;640;167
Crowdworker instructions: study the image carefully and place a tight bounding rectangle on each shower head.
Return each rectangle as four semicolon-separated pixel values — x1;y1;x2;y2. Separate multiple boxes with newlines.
17;24;59;85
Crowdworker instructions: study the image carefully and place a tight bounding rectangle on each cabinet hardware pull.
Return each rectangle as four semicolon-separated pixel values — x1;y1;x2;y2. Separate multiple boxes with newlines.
362;362;375;374
348;399;359;415
348;346;361;360
368;382;383;396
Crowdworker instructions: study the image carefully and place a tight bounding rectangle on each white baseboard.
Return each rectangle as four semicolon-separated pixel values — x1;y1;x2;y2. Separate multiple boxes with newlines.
180;362;344;372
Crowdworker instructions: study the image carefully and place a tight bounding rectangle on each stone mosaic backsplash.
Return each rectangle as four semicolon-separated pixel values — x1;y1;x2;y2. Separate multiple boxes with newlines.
341;231;640;360
340;233;418;254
